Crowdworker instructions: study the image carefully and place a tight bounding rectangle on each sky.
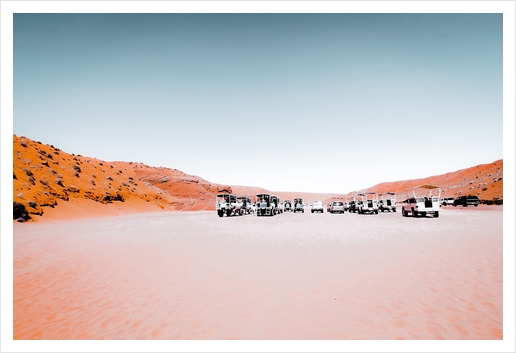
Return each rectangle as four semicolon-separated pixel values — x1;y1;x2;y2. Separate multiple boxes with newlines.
9;9;506;194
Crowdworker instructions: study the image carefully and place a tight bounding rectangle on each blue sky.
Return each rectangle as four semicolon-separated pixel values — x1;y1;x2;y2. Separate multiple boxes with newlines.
11;12;504;193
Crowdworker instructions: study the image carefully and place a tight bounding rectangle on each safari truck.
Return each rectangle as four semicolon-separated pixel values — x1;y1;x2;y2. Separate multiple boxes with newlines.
357;192;379;214
237;196;254;214
256;193;274;216
283;200;293;212
378;192;397;212
347;195;359;213
293;198;304;213
271;195;282;215
401;185;441;218
216;193;243;217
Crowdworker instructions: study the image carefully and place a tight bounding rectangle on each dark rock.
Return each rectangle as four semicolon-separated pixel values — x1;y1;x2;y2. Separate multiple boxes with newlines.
13;202;31;222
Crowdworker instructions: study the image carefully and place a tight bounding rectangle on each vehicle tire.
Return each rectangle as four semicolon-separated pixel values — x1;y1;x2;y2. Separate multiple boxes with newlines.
435;211;439;218
412;208;417;217
226;209;232;217
474;204;478;207
375;210;378;214
218;210;224;217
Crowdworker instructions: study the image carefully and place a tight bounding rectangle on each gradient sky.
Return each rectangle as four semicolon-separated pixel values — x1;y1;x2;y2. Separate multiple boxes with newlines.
12;12;503;193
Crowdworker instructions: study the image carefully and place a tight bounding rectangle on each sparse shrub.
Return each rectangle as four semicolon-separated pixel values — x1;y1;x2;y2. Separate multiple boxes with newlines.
23;168;33;177
28;201;37;208
20;139;27;147
13;202;31;222
73;165;81;173
13;173;17;180
107;176;113;181
74;172;80;177
55;178;64;187
39;179;48;185
90;179;96;186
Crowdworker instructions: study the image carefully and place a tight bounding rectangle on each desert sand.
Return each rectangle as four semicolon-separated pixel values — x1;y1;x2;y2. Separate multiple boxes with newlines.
13;205;503;344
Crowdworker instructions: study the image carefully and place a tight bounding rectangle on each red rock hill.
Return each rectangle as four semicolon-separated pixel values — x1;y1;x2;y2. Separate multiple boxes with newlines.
13;134;503;222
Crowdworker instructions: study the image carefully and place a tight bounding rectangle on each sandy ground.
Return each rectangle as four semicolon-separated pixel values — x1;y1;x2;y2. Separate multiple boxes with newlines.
10;205;505;348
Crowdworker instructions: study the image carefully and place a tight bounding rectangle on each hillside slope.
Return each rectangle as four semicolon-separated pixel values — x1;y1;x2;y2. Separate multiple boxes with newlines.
324;160;503;205
13;134;503;222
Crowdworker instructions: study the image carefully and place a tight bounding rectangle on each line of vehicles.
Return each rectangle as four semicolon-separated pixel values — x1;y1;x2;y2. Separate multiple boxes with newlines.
216;186;480;218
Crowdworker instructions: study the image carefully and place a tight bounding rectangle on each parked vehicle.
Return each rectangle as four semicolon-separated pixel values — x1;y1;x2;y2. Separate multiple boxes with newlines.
293;198;304;213
401;185;441;218
329;201;345;214
441;197;455;206
284;200;293;212
378;192;397;212
255;193;274;216
453;195;480;207
311;201;324;213
237;196;254;214
347;195;359;213
216;193;243;217
357;192;379;214
271;195;282;214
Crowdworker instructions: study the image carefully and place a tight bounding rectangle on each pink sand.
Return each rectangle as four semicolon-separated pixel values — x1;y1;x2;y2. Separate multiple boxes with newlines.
13;206;503;343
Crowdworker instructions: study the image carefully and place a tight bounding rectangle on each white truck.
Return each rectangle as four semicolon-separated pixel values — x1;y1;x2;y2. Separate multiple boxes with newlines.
256;193;274;216
216;193;243;217
237;196;254;214
378;192;397;212
293;198;304;213
311;201;324;213
401;185;441;218
357;192;379;214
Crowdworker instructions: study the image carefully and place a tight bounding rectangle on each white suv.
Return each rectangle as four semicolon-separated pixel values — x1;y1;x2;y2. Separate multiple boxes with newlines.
329;201;345;214
311;201;324;213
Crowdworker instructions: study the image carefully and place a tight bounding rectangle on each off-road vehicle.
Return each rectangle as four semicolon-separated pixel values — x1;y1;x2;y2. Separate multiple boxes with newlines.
378;192;396;212
441;197;455;206
311;201;324;213
293;198;304;213
401;185;441;218
357;192;379;214
283;200;293;212
237;196;254;214
347;195;359;213
256;193;274;216
271;195;282;215
453;195;480;207
216;193;243;217
329;201;345;214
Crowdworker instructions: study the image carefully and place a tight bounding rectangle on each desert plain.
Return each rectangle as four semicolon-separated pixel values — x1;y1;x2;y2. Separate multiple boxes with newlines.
9;134;508;347
13;204;503;341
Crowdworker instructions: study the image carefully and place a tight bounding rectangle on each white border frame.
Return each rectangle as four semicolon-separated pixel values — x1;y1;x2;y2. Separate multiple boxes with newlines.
2;2;514;352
